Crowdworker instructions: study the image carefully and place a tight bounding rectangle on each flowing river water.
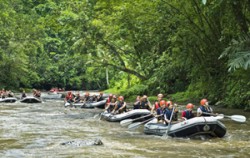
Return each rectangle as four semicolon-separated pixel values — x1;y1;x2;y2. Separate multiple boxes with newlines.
0;94;250;158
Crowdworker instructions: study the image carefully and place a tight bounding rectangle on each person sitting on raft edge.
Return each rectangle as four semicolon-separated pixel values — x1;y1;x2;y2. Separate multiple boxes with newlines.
182;103;195;120
197;98;215;117
112;96;127;114
151;93;164;114
105;95;117;113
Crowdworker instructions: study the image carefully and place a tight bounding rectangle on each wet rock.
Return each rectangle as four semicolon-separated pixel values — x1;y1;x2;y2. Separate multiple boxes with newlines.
61;138;103;147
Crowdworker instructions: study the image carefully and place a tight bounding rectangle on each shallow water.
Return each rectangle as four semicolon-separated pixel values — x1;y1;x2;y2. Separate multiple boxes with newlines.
0;97;249;158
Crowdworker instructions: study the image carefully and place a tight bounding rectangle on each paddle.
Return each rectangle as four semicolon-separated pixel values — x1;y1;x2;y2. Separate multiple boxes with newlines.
128;117;155;130
165;107;175;136
120;113;152;126
202;112;246;123
64;102;70;107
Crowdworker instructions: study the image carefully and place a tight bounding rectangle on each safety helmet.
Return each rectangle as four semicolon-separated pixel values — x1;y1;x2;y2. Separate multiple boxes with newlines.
109;94;113;97
142;95;147;99
112;95;117;99
160;100;166;106
118;96;124;101
157;94;164;98
200;99;208;106
166;101;173;106
186;103;194;109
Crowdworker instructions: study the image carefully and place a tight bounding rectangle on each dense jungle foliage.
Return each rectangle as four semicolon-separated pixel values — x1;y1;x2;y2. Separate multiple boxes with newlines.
0;0;249;109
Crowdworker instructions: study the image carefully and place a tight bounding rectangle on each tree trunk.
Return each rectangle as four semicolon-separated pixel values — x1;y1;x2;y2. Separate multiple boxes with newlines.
106;67;109;87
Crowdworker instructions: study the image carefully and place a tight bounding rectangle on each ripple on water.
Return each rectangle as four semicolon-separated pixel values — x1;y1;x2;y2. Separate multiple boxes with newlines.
0;100;250;157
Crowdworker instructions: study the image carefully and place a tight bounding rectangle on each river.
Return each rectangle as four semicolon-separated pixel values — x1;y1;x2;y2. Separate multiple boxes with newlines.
0;95;250;158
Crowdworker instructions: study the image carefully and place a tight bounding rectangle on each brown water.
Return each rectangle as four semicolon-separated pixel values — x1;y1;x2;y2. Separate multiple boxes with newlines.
0;97;250;158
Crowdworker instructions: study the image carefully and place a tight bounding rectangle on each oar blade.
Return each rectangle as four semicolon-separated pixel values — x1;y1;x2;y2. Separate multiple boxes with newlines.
128;122;142;130
64;102;70;107
215;115;224;120
120;119;133;126
230;115;246;123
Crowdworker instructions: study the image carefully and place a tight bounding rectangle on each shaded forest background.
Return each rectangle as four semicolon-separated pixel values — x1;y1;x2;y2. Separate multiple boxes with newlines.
0;0;249;109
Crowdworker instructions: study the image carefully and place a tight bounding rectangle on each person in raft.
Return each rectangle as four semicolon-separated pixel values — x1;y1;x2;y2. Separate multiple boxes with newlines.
105;94;113;109
97;92;104;102
33;89;41;98
166;100;179;121
151;93;164;114
197;98;214;117
105;95;117;113
156;100;166;123
21;90;27;99
73;92;81;103
140;95;151;110
133;96;141;109
64;91;73;103
82;92;91;103
164;102;179;125
182;103;195;120
112;96;127;114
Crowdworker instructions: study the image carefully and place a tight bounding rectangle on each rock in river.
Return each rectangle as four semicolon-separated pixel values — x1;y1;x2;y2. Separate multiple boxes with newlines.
61;138;103;147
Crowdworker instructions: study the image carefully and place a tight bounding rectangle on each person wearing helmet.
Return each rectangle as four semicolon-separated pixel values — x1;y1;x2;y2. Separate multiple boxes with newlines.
140;95;151;110
151;93;164;114
112;96;127;114
156;100;166;123
133;96;141;109
197;99;213;117
105;95;117;113
167;100;179;120
182;103;195;120
164;102;178;124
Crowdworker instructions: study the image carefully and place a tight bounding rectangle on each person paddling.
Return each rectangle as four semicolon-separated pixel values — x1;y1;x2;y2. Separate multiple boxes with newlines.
197;99;214;117
164;103;178;125
105;95;117;113
82;92;91;103
113;96;127;114
182;103;195;120
73;92;81;103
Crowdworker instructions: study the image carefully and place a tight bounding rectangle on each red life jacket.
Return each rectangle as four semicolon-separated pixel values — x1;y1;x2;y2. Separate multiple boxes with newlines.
66;94;72;100
106;98;111;104
155;102;160;109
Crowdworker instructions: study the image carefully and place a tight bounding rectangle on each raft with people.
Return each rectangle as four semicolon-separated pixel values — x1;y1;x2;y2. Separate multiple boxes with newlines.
120;95;246;138
64;99;107;108
64;91;107;108
20;89;42;103
20;96;42;103
101;109;152;122
0;97;17;103
144;116;227;138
